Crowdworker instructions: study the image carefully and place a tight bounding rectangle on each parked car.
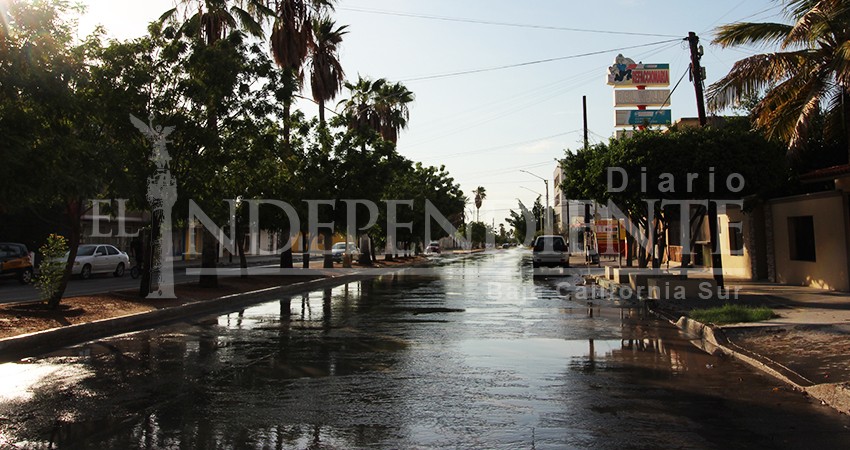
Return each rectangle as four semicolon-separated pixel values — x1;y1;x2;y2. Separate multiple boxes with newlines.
532;235;569;268
68;244;130;279
331;242;360;262
425;241;441;254
0;242;34;284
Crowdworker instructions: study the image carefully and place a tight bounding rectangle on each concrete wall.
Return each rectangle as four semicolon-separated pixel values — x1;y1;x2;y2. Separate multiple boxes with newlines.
769;191;850;291
718;206;753;280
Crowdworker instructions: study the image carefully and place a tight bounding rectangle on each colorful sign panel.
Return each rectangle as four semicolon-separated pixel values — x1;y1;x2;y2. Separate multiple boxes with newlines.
614;89;671;107
607;58;670;87
595;219;625;256
615;109;672;126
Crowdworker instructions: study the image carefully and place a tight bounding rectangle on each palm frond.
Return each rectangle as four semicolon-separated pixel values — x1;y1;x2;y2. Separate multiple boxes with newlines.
158;7;179;24
707;50;813;109
784;2;831;48
713;22;795;48
831;39;850;86
230;6;264;38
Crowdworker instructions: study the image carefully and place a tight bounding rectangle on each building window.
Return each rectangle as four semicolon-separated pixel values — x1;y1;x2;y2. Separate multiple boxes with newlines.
788;216;816;262
728;221;743;255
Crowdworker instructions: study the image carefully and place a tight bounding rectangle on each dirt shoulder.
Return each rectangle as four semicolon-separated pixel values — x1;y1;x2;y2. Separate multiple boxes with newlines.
0;256;425;340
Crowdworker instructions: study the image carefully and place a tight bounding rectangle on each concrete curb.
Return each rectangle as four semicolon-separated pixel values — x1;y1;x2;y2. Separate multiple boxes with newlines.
653;309;850;415
0;271;381;363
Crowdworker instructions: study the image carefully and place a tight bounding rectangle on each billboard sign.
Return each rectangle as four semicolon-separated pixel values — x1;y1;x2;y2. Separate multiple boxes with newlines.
607;55;670;87
615;109;672;126
614;89;671;107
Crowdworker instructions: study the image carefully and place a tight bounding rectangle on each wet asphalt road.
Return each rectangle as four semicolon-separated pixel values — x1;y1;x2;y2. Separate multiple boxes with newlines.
1;250;850;449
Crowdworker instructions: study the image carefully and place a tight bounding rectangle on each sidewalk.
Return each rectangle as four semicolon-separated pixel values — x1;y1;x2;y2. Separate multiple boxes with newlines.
655;277;850;414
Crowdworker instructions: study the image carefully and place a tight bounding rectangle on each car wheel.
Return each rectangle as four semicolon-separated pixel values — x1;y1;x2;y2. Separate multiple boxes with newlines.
81;264;92;280
19;268;33;284
114;263;125;277
130;266;140;279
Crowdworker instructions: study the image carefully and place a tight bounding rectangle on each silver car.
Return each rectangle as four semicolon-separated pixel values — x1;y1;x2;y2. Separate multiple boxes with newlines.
69;244;130;279
331;242;360;262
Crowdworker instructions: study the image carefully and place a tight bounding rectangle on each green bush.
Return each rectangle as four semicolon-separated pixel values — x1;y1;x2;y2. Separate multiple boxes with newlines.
689;304;775;324
34;234;68;302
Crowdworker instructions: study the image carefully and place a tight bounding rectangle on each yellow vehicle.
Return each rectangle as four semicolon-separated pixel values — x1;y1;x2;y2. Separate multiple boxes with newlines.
0;242;34;284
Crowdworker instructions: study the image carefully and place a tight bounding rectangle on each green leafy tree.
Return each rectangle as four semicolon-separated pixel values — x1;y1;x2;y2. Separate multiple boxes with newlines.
1;0;146;306
506;200;535;245
34;234;68;306
560;119;786;267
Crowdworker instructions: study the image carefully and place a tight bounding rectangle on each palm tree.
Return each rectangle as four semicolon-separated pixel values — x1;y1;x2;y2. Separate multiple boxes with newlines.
159;0;272;288
707;0;850;155
307;16;347;128
268;0;334;270
339;76;385;137
375;81;415;144
305;16;346;268
339;76;415;144
160;0;271;45
474;186;486;223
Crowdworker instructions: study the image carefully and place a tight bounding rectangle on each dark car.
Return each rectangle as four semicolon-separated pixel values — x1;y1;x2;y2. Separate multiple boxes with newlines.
0;242;34;284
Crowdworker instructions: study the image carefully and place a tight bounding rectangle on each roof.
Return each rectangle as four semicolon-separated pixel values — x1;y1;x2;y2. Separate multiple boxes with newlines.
799;164;850;183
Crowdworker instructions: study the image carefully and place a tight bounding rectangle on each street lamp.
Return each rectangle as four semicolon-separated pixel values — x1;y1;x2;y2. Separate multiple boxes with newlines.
520;170;550;233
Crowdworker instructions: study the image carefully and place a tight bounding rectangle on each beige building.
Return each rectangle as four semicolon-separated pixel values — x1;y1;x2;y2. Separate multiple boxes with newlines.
706;164;850;291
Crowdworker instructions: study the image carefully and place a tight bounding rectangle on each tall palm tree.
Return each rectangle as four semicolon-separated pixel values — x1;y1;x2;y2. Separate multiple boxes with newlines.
268;0;335;269
307;16;347;128
707;0;850;155
306;16;346;268
474;186;486;223
159;0;271;288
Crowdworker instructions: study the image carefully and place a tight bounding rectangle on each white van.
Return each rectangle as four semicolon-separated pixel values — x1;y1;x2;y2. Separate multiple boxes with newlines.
532;235;569;268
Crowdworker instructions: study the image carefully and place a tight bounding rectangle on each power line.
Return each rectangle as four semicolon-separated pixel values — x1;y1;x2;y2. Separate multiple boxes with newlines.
339;6;682;38
421;130;583;161
400;39;682;82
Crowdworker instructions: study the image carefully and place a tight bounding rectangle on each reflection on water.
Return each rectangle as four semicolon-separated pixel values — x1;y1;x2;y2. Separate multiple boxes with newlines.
1;253;849;448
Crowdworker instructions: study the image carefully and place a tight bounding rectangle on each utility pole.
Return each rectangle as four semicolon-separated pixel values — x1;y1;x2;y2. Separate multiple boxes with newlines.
583;95;589;149
687;31;708;126
686;31;723;288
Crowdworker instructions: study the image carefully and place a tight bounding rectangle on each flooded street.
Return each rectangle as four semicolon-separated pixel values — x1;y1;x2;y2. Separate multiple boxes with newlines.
2;250;850;449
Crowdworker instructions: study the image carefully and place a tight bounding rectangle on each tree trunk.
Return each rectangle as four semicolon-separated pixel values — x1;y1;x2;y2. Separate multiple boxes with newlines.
238;226;248;279
358;234;372;265
708;201;724;288
280;230;293;269
323;229;333;268
139;227;152;298
302;231;310;269
49;198;82;309
199;228;218;288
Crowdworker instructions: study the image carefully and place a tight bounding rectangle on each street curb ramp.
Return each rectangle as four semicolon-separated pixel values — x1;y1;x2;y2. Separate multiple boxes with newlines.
670;315;850;416
0;273;375;363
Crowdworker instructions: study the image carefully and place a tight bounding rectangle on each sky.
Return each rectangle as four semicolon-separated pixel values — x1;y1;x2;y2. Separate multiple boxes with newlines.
75;0;782;226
